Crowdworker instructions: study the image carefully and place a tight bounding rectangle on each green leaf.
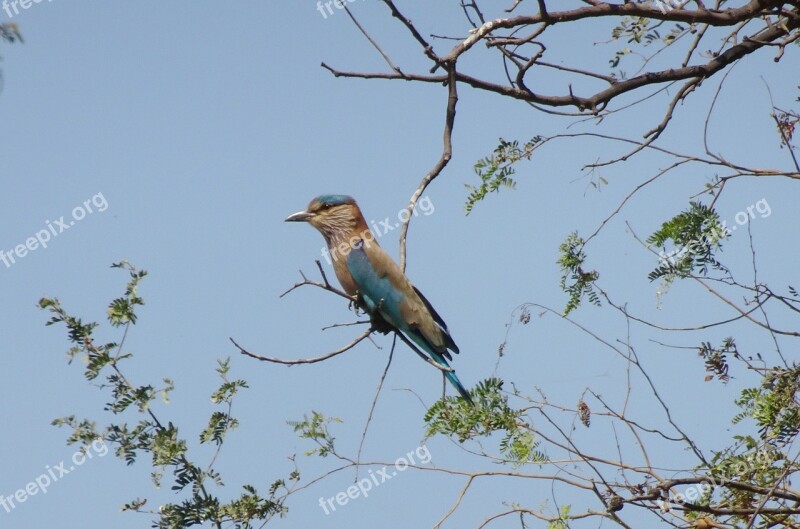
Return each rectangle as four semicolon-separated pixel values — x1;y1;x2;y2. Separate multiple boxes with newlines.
647;201;729;286
557;232;600;315
465;137;542;214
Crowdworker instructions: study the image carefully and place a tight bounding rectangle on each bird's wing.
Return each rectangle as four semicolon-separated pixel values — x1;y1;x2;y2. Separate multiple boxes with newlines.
345;240;407;329
346;239;456;358
346;238;472;403
411;285;459;355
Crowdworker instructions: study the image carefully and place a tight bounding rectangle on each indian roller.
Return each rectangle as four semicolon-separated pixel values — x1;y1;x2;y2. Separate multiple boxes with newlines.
286;195;472;404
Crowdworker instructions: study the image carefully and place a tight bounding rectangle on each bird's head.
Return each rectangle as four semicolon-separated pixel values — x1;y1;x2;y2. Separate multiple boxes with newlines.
285;195;365;240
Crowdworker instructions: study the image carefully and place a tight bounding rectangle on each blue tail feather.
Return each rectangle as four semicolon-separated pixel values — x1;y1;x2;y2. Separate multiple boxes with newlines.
406;328;472;404
430;350;473;405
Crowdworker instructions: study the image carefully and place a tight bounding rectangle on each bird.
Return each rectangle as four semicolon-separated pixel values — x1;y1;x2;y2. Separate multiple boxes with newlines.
286;194;472;404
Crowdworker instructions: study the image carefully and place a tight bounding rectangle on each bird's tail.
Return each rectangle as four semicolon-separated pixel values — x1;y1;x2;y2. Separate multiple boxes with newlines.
444;368;474;405
428;350;473;405
407;330;474;405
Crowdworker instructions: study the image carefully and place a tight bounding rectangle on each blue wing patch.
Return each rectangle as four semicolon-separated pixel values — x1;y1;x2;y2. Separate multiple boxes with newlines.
346;240;406;329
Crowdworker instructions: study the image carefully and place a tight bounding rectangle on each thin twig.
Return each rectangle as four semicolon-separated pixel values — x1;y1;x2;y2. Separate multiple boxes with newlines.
355;334;396;480
230;331;371;365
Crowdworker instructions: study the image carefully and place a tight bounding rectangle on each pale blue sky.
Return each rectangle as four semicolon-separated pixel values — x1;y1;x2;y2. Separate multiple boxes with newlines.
1;2;797;528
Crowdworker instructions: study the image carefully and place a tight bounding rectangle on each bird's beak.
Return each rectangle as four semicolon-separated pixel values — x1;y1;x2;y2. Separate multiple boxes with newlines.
285;210;314;222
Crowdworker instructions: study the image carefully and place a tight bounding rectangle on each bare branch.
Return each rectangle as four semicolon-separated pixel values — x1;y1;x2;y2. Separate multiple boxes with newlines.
399;65;458;271
229;331;371;365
